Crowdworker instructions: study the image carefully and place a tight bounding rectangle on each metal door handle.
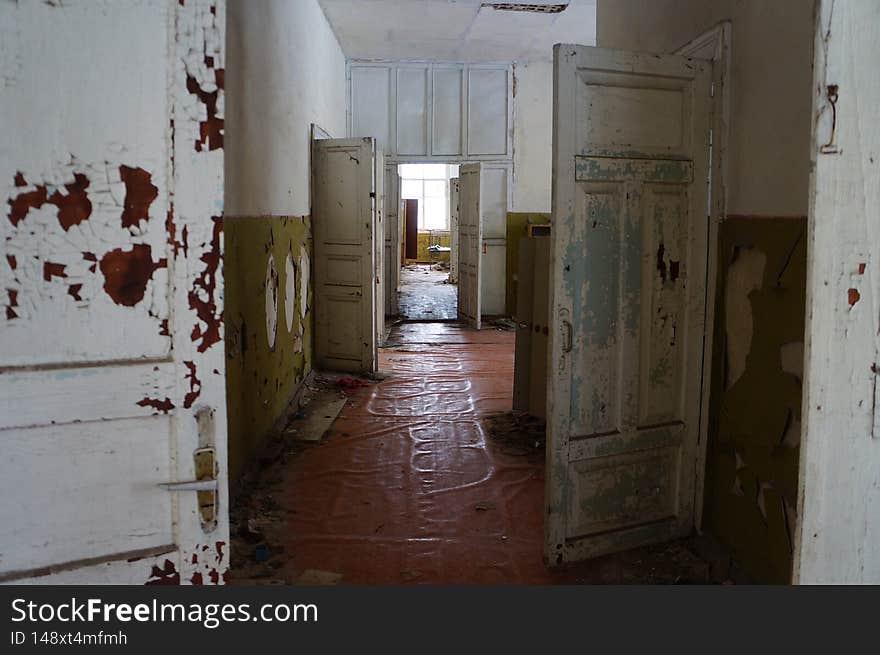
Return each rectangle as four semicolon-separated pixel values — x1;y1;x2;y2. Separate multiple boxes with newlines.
561;320;573;353
159;480;217;492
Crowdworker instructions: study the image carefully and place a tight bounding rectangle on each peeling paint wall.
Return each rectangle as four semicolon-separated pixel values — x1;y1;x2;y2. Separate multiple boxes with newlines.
505;212;550;314
224;216;313;481
705;217;807;583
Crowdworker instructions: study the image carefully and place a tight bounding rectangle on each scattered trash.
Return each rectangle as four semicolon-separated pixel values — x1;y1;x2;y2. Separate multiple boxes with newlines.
337;377;371;393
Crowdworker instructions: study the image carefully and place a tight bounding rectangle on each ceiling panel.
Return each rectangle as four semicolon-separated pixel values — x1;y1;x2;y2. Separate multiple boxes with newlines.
319;0;596;62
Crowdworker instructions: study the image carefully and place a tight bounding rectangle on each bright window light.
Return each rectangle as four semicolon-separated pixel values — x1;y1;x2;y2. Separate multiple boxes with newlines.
398;164;458;230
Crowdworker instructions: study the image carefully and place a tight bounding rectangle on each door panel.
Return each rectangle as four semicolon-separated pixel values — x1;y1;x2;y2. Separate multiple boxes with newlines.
458;163;482;329
547;45;710;564
313;138;377;374
479;163;510;315
384;167;400;315
0;0;229;584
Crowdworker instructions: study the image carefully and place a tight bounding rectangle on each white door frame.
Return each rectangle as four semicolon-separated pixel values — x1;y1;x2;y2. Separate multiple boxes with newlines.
793;0;880;584
674;21;731;532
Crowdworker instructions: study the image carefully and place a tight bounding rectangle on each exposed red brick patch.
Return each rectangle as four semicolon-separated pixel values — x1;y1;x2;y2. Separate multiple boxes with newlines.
159;318;170;337
6;255;16;270
67;284;83;301
186;75;224;152
43;262;67;282
183;360;201;408
137;397;175;413
120;165;159;229
99;244;166;307
858;263;866;275
190;572;203;585
189;216;223;352
13;172;26;187
47;172;92;231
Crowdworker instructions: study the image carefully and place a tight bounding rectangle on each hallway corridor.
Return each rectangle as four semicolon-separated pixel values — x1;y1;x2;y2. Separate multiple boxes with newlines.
397;265;458;321
231;323;716;584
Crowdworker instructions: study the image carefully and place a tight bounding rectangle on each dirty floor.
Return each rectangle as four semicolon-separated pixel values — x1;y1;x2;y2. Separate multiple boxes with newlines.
397;264;457;321
231;323;726;584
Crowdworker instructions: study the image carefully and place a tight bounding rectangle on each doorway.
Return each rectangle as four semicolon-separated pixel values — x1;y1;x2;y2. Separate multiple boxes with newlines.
396;163;459;321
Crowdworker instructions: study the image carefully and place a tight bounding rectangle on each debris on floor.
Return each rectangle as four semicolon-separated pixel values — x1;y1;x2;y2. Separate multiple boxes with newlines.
285;396;348;442
336;377;372;393
398;264;457;321
483;411;546;462
489;317;517;331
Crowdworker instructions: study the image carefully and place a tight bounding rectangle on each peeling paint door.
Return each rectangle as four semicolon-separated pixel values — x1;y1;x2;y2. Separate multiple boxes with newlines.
0;0;229;584
449;177;460;284
546;45;711;564
313;137;378;374
458;163;482;329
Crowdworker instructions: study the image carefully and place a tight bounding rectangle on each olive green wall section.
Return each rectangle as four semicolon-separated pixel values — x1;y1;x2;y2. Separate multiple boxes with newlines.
704;217;807;583
506;213;551;314
412;231;451;262
224;216;314;481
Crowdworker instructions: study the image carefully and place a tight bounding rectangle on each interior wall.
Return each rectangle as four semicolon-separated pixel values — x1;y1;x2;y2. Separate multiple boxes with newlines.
225;0;347;216
224;0;345;478
705;217;806;584
512;62;553;213
224;216;313;481
597;0;814;216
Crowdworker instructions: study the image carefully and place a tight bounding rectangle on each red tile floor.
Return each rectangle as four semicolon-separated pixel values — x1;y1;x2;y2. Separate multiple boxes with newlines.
231;322;716;584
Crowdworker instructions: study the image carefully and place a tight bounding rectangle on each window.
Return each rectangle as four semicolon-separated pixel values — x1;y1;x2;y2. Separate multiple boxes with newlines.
398;164;458;230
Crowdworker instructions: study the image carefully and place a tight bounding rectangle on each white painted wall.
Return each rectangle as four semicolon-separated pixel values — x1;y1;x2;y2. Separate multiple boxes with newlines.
512;61;553;212
225;0;347;216
597;0;814;217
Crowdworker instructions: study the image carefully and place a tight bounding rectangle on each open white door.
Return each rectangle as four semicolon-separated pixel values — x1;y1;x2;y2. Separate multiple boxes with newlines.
0;1;228;584
449;177;460;284
313;137;378;374
458;164;482;329
546;45;711;564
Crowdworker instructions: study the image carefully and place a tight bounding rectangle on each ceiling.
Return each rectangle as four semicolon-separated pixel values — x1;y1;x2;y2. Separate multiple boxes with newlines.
317;0;597;62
